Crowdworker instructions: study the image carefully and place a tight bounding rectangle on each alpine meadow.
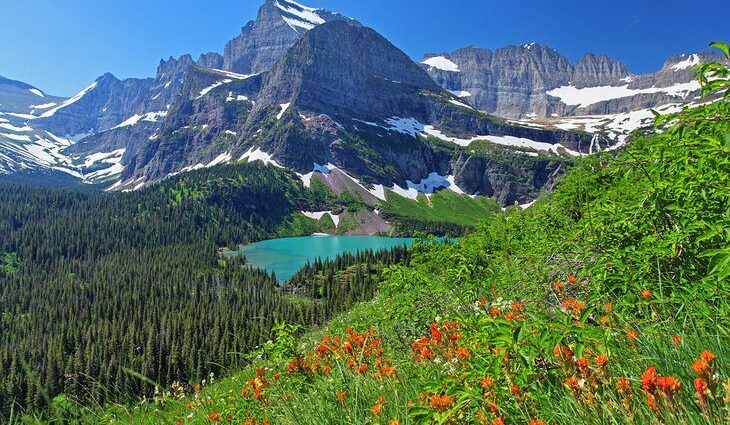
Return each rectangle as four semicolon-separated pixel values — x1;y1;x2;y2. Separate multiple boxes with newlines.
0;1;728;424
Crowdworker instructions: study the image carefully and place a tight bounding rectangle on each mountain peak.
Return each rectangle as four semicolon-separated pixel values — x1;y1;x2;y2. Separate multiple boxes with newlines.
254;20;442;121
222;0;357;74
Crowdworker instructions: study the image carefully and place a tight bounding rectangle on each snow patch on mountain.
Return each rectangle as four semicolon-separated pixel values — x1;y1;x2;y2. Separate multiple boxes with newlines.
29;88;44;97
39;81;98;118
422;56;460;72
277;102;292;120
240;146;283;168
112;111;168;129
275;0;325;32
547;81;701;108
449;90;472;97
301;210;340;227
671;54;701;71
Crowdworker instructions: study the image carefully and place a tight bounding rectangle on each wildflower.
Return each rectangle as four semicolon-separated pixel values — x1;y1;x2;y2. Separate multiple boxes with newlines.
193;383;200;393
694;378;709;409
428;394;454;412
568;274;577;284
287;357;299;373
553;345;573;363
596;355;609;368
389;420;401;425
692;359;710;376
511;301;524;313
371;396;385;417
576;357;589;371
641;289;652;300
553;280;564;292
565;376;581;393
671;335;682;346
562;299;585;316
337;390;347;400
604;303;613;313
510;384;522;396
491;418;505;425
529;420;546;425
186;402;193;409
357;364;369;374
700;350;715;364
456;347;471;360
646;393;658;411
657;376;681;396
480;377;495;391
616;377;632;395
490;306;501;317
641;367;658;393
208;411;220;422
626;329;638;344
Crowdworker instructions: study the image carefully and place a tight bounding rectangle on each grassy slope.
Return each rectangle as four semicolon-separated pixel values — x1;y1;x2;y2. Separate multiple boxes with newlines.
379;190;501;227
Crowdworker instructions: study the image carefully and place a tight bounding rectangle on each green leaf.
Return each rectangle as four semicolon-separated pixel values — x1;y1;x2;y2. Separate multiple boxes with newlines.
710;41;730;59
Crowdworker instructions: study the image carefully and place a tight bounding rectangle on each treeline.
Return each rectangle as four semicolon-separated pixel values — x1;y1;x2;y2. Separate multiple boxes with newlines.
285;246;412;316
390;218;473;237
0;164;406;418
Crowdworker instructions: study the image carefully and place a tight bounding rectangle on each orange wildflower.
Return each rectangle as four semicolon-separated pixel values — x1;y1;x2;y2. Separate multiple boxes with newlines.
553;280;564;292
480;376;496;391
389;420;401;425
596;354;609;368
576;357;589;371
616;377;632;395
646;393;659;411
491;419;505;425
428;394;454;412
337;389;347;400
641;289;652;300
456;347;471;360
511;301;524;313
626;329;638;343
671;335;682;346
208;411;221;422
568;274;577;284
657;376;681;396
694;378;709;408
604;302;613;313
553;345;573;363
490;306;501;317
562;299;586;316
692;359;710;376
641;366;658;393
565;376;581;392
529;420;546;425
700;350;715;364
357;364;369;374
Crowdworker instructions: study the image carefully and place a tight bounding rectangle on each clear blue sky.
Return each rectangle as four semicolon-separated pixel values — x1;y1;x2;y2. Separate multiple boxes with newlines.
1;0;727;96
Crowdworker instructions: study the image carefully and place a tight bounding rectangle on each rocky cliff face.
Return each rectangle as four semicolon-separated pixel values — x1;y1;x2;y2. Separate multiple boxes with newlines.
35;74;154;137
223;0;355;74
423;47;724;119
122;21;594;206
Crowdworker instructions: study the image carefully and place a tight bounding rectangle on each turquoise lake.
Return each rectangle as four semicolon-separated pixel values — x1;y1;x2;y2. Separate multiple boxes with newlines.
228;235;419;282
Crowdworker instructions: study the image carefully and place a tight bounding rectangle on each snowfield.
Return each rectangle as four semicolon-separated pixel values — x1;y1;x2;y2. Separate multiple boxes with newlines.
547;81;701;108
40;81;98;118
422;56;460;72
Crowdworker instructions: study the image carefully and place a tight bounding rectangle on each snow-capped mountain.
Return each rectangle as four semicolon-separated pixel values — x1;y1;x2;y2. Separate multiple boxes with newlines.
0;0;721;204
422;47;724;141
